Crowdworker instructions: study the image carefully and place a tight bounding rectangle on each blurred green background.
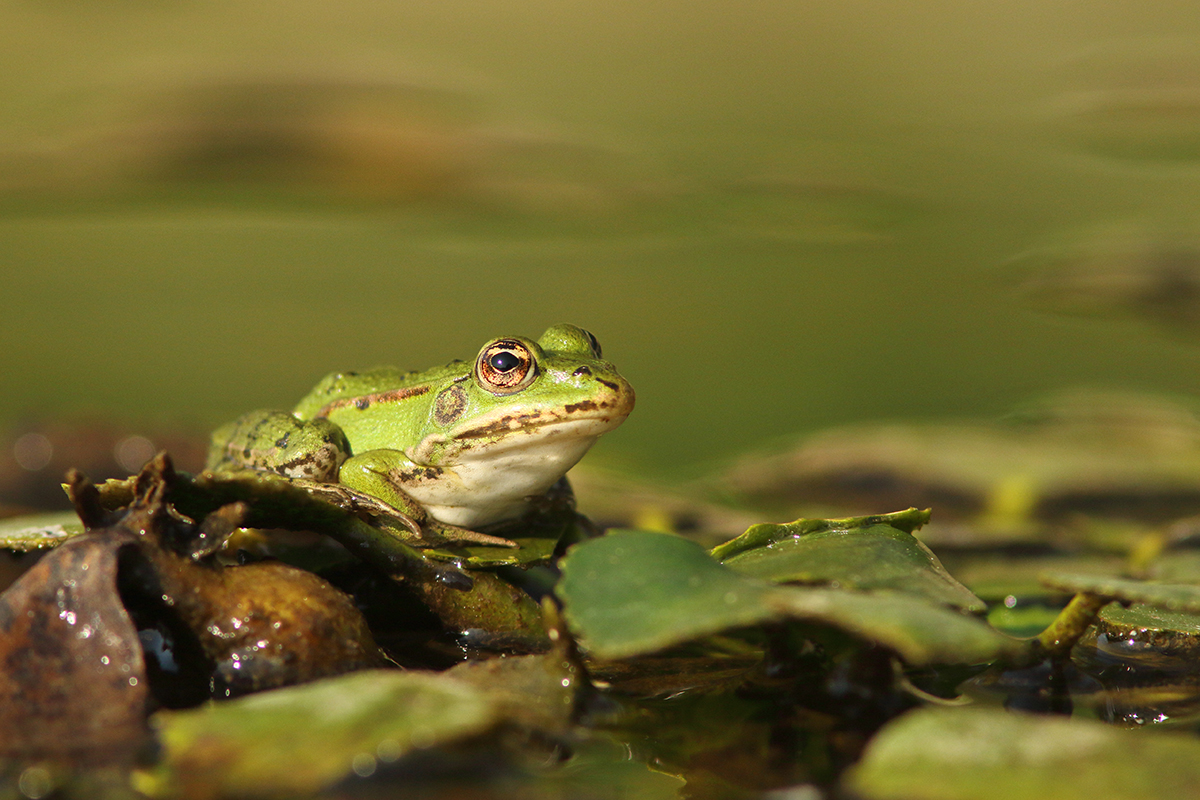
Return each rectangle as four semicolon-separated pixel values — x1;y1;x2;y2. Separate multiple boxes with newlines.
4;0;1200;479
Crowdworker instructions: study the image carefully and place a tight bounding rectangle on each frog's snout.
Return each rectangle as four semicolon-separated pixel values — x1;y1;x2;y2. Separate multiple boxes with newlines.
599;374;636;419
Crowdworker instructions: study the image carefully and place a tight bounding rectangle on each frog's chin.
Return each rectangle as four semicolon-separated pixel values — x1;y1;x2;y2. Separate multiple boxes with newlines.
404;417;619;528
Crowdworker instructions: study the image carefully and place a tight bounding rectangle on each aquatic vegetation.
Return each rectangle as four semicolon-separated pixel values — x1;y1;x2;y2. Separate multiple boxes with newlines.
4;448;1200;798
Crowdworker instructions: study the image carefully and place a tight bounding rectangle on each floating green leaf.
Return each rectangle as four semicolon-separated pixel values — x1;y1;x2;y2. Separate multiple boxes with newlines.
147;670;502;798
844;706;1200;800
558;530;1017;665
766;588;1016;666
447;652;578;734
1090;603;1200;658
0;511;84;552
710;508;931;561
721;523;984;612
559;530;775;659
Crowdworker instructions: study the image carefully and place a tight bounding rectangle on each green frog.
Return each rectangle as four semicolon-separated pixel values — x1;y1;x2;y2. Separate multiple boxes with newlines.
206;324;635;545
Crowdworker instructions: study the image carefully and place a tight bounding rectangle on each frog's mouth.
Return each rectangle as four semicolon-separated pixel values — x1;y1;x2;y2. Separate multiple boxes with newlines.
410;389;635;466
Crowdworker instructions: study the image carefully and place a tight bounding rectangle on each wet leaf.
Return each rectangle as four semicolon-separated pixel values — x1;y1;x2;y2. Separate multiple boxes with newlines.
766;589;1016;666
405;568;550;652
720;523;984;613
147;670;502;798
446;650;580;735
1084;602;1200;661
710;508;931;561
558;530;1018;665
559;530;775;659
72;461;387;697
0;511;84;552
92;469;437;578
844;705;1200;800
422;510;574;568
134;554;388;697
0;529;150;764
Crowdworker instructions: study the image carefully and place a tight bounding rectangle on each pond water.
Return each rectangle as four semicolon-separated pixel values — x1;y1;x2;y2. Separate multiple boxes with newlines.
3;0;1200;486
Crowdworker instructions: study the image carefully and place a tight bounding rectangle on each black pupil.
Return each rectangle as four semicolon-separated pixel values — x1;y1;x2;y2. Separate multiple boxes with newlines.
489;351;522;372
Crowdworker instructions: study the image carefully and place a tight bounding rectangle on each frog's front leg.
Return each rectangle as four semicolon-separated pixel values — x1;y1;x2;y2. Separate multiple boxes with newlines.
207;410;350;480
338;451;517;549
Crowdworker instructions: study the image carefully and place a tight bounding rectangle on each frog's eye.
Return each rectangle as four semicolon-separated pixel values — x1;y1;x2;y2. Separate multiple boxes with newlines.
583;329;602;359
475;339;537;395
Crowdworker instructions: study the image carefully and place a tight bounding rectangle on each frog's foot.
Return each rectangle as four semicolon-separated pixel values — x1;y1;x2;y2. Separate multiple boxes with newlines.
301;480;515;548
422;519;519;549
285;479;425;539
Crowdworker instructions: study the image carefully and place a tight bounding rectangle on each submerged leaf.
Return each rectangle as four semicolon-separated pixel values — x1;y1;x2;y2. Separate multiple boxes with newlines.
844;705;1200;800
558;530;1017;665
721;523;984;612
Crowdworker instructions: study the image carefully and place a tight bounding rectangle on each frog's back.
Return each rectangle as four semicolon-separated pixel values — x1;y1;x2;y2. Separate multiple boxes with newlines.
292;361;466;420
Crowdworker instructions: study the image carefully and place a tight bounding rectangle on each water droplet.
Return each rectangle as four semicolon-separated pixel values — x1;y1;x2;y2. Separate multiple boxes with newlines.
351;753;377;777
376;738;403;763
114;435;156;473
13;433;53;472
17;765;53;799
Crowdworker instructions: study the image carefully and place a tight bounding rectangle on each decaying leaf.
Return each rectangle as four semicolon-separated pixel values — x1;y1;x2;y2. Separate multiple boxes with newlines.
0;530;150;764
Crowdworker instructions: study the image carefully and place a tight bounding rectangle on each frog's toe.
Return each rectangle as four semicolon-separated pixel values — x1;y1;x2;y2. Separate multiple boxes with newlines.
428;522;519;549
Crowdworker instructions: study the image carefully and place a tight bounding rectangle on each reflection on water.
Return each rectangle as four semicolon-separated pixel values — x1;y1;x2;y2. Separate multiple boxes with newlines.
1049;38;1200;164
0;75;649;219
1007;222;1200;336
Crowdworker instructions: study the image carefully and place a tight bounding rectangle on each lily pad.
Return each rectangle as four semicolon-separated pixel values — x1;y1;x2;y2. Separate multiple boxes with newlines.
446;650;580;734
559;530;775;659
844;705;1200;800
710;508;931;561
720;523;984;613
557;530;1018;666
0;511;84;552
766;588;1016;666
1084;603;1200;661
147;670;501;798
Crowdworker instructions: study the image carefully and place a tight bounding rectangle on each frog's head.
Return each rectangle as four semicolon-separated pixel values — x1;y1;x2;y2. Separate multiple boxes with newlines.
409;324;635;472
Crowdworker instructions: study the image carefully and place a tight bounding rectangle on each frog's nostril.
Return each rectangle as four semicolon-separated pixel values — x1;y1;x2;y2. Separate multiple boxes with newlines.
572;366;593;377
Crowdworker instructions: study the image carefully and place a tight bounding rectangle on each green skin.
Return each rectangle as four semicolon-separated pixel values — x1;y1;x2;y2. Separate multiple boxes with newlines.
207;325;635;541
